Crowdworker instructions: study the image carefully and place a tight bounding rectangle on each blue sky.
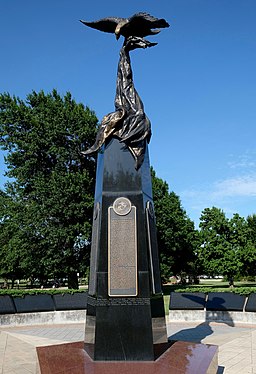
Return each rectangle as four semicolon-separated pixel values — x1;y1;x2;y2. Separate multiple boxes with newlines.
1;0;256;227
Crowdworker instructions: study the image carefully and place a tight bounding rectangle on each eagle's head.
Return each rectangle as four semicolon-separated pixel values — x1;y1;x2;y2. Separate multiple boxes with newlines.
115;19;129;40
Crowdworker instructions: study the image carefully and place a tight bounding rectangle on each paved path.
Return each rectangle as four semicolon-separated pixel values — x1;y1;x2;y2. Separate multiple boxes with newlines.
168;321;256;374
0;320;255;373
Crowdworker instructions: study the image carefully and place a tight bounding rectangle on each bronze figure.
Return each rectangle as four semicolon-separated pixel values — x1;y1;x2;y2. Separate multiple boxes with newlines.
80;12;169;40
81;13;169;169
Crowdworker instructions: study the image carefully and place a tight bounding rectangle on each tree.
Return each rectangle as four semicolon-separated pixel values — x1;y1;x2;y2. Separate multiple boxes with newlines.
239;214;256;276
247;214;256;244
0;191;25;286
198;208;245;280
0;90;98;288
151;169;198;282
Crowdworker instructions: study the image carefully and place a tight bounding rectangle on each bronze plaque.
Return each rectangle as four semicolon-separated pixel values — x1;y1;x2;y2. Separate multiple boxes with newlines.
108;198;137;297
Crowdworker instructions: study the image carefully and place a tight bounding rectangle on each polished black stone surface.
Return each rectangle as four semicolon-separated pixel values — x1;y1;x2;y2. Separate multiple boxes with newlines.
53;292;88;311
13;294;54;313
0;295;16;314
244;293;256;312
151;295;166;317
206;292;246;311
89;304;154;361
84;138;167;361
169;292;206;310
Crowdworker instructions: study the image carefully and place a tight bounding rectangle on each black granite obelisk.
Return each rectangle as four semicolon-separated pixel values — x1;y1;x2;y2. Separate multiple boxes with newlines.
84;137;167;361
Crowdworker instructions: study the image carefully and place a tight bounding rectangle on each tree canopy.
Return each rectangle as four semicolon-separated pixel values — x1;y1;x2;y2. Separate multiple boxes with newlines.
151;169;198;282
197;207;256;280
0;90;98;288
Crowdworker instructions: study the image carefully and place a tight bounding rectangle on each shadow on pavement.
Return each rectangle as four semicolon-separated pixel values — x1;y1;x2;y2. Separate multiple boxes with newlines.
168;294;236;374
168;321;214;343
169;294;235;342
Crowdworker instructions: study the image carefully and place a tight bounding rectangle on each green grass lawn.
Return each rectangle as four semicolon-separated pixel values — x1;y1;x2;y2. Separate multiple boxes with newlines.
199;279;256;287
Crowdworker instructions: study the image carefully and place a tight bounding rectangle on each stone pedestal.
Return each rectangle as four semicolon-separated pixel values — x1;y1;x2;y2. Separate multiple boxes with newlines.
37;340;218;374
84;138;167;361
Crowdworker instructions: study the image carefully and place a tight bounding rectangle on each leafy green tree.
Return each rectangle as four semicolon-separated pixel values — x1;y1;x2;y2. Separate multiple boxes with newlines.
0;189;54;287
198;207;245;280
151;169;198;282
0;191;25;287
239;214;256;276
247;214;256;244
0;90;98;288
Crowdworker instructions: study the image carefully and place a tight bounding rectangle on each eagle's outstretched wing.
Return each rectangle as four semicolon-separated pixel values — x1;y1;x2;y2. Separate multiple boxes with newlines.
129;13;169;29
80;17;125;34
110;13;169;38
80;13;169;39
124;13;169;37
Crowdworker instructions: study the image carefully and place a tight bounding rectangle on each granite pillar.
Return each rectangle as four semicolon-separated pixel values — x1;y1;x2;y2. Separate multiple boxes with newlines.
84;137;167;361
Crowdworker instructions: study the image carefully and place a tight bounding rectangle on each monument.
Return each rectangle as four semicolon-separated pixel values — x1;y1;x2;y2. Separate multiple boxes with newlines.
81;13;169;361
37;12;218;373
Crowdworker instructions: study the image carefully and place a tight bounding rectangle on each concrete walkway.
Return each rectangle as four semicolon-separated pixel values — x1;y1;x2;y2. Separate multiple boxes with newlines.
168;321;256;374
0;320;255;374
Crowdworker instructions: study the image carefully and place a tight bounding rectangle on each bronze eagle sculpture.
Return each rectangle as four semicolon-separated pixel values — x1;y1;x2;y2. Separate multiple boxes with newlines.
80;12;169;40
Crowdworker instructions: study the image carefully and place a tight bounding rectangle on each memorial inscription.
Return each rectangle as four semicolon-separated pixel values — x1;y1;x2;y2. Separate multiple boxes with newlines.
108;197;137;296
87;295;151;307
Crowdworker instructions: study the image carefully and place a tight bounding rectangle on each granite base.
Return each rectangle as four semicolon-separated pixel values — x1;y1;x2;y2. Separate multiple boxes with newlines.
37;340;218;374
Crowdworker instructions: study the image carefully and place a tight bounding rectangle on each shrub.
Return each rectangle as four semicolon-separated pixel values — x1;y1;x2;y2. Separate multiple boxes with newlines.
0;289;87;298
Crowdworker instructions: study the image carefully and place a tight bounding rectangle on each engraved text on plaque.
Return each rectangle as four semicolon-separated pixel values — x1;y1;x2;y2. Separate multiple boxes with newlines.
108;197;137;296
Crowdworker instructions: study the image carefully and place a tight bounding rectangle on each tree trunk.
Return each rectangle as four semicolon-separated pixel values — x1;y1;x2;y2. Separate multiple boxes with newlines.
11;278;15;289
68;271;78;289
